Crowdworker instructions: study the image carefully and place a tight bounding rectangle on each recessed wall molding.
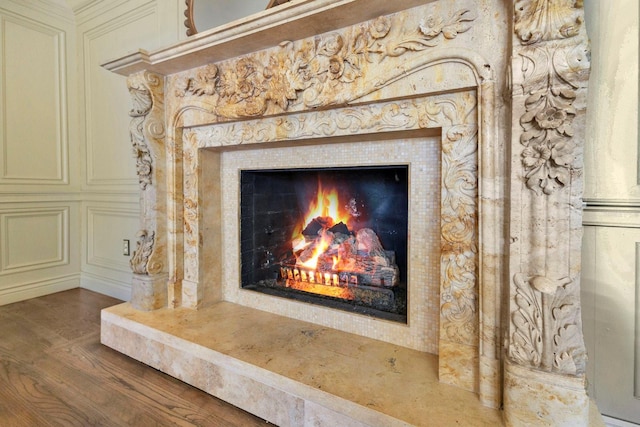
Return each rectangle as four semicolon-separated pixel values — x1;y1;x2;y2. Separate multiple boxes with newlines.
0;193;84;203
0;14;69;185
81;2;157;189
0;207;69;274
72;0;145;25
86;206;139;272
2;0;74;24
583;206;640;228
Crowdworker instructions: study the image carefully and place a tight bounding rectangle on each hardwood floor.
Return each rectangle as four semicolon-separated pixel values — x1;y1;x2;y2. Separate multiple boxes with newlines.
0;289;269;427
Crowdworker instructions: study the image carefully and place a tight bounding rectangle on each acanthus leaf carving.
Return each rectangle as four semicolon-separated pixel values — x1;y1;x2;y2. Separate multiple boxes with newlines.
128;84;153;190
128;71;164;191
187;94;476;149
175;9;476;119
514;0;584;45
509;273;585;375
440;124;478;345
130;230;155;275
510;273;543;367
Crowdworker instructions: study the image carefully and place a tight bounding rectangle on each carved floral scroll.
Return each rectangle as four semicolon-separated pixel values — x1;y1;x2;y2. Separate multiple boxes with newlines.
174;9;475;119
127;71;166;278
518;43;589;195
128;81;153;190
509;0;590;379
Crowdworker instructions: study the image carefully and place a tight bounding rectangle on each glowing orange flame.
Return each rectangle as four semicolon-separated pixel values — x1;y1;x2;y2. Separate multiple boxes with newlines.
298;232;331;270
291;182;355;271
291;182;352;242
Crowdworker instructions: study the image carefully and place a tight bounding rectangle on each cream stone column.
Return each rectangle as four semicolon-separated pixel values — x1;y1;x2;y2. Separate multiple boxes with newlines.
505;0;591;425
127;71;169;310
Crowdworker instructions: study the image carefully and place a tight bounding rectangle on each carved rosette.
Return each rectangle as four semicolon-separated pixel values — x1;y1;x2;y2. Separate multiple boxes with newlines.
517;43;589;195
173;9;475;119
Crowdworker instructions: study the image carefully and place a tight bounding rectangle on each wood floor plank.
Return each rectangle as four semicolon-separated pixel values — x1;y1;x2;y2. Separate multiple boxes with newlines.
0;352;92;426
0;289;269;427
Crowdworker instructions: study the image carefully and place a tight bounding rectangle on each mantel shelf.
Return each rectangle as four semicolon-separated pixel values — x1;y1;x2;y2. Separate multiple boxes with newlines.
101;0;428;77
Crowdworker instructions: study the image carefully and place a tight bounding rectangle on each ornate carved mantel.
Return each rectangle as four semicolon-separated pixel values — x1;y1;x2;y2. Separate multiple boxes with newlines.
505;0;591;424
102;0;595;425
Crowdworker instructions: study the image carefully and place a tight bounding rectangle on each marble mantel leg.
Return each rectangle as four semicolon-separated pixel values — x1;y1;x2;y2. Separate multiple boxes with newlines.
505;1;592;425
127;71;168;310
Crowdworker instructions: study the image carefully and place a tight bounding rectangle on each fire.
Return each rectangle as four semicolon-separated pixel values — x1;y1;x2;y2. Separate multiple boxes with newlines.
298;231;331;270
293;184;351;234
282;179;398;297
291;182;352;270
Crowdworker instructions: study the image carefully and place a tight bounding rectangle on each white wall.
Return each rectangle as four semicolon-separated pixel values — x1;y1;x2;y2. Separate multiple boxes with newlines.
0;0;184;305
582;0;640;424
0;0;81;304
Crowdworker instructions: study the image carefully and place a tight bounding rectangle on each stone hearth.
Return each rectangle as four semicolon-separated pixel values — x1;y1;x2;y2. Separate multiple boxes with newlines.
100;0;600;425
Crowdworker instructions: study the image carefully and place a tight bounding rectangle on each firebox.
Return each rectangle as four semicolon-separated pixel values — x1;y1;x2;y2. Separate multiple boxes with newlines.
240;166;409;323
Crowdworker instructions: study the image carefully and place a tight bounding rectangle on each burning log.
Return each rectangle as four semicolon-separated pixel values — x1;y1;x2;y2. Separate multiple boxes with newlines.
302;216;333;237
356;228;388;265
288;224;398;288
328;221;350;235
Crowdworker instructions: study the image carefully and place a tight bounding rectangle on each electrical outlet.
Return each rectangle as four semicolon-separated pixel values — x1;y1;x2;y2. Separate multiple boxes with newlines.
123;239;130;256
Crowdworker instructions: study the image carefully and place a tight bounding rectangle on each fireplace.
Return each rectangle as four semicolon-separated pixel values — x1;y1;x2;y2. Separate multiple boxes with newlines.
216;136;440;352
100;0;594;425
240;165;409;321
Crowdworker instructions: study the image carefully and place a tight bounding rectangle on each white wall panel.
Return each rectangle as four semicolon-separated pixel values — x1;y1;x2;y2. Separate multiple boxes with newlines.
75;0;183;301
86;207;138;272
80;3;158;189
581;222;640;424
0;207;68;274
0;201;80;306
583;0;639;204
0;15;68;184
80;201;139;301
582;1;640;423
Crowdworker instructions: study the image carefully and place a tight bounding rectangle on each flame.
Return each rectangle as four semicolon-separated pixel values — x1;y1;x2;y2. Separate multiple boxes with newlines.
292;182;351;241
298;231;331;270
291;182;353;270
